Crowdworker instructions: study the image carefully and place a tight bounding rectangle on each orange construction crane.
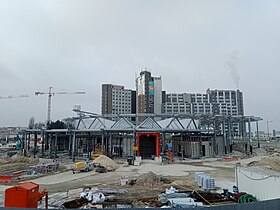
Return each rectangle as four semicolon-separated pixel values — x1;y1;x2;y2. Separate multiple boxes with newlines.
0;94;29;100
35;87;85;124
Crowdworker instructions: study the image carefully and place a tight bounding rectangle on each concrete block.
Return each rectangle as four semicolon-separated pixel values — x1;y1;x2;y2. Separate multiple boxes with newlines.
155;156;163;164
133;161;141;166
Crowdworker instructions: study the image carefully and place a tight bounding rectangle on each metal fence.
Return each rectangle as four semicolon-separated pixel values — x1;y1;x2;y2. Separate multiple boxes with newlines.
258;141;280;149
1;198;280;210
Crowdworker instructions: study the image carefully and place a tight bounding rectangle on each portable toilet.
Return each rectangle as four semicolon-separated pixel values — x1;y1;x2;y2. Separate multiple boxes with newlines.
5;182;39;208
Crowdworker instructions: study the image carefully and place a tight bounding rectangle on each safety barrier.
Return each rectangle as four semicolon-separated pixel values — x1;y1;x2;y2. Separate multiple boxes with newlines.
0;198;279;210
0;175;12;183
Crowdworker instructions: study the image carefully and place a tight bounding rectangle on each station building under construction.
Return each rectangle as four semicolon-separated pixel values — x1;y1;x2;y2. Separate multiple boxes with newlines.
20;109;262;161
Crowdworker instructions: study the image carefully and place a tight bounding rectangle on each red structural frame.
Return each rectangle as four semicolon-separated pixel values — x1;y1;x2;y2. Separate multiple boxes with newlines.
137;132;160;157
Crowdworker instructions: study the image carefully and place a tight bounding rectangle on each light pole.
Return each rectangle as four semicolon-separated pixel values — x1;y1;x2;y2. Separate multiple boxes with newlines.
267;120;273;140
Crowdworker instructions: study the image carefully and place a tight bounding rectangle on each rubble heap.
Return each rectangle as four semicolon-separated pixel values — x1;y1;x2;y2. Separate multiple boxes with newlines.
135;172;162;187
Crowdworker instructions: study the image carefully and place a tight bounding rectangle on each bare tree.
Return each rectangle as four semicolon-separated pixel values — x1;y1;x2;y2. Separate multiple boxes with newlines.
34;122;45;129
28;116;35;129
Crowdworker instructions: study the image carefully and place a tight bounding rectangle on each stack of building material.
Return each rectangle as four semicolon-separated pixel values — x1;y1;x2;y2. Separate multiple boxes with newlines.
202;176;215;190
195;172;204;187
195;172;215;190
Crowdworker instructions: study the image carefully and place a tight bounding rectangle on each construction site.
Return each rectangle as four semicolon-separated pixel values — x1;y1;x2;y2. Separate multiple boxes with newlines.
0;110;280;209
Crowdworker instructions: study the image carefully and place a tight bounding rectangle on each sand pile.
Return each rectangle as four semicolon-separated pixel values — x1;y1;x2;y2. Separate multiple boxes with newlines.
93;155;119;171
136;172;162;187
248;155;280;171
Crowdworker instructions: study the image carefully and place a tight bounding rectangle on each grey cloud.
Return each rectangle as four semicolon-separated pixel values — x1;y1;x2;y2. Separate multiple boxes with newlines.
0;0;279;131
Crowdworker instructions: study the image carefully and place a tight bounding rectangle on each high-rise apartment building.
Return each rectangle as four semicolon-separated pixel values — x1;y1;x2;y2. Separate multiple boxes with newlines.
162;89;244;135
163;89;244;116
136;70;162;116
101;84;136;116
206;89;244;116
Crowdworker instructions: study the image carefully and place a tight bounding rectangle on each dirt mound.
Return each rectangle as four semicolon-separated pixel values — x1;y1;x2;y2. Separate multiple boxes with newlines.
0;155;39;173
10;154;38;164
0;163;27;173
93;155;119;171
135;172;162;187
170;179;196;190
0;158;8;164
248;155;280;171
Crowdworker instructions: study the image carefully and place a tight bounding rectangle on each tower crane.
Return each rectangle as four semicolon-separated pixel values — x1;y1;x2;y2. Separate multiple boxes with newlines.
0;94;29;100
35;87;85;124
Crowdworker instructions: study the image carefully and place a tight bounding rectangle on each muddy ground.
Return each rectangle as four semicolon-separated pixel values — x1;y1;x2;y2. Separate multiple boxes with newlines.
1;148;278;208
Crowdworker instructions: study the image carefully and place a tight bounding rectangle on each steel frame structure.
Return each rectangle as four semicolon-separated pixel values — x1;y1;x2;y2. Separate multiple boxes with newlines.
20;109;262;160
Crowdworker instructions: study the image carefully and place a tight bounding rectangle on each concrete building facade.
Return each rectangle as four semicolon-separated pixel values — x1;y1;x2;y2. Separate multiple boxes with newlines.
163;89;244;116
101;84;136;116
206;88;244;116
162;89;244;136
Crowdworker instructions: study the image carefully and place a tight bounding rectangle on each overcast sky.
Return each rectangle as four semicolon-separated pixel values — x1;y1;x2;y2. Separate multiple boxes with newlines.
0;0;279;132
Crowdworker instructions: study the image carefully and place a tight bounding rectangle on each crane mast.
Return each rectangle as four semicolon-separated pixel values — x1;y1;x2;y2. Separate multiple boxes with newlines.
47;87;53;124
35;87;85;125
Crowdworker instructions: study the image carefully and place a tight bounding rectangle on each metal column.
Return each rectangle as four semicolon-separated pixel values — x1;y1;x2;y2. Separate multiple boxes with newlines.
162;133;165;153
244;119;248;153
109;133;112;157
101;131;104;155
41;130;45;156
248;118;252;154
222;121;227;154
256;121;260;148
228;119;233;153
55;133;58;158
34;132;37;158
72;132;76;162
68;131;72;156
213;120;217;156
22;131;26;156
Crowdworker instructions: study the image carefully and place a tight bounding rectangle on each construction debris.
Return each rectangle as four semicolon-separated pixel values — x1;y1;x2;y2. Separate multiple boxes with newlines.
62;198;88;208
135;172;162;187
95;165;107;173
158;192;191;204
99;188;128;195
80;190;105;204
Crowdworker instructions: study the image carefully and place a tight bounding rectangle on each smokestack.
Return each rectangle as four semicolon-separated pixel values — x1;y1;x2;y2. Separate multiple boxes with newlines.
227;50;240;88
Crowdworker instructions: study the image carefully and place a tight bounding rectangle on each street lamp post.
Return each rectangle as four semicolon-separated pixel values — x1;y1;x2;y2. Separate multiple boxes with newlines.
267;120;273;140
